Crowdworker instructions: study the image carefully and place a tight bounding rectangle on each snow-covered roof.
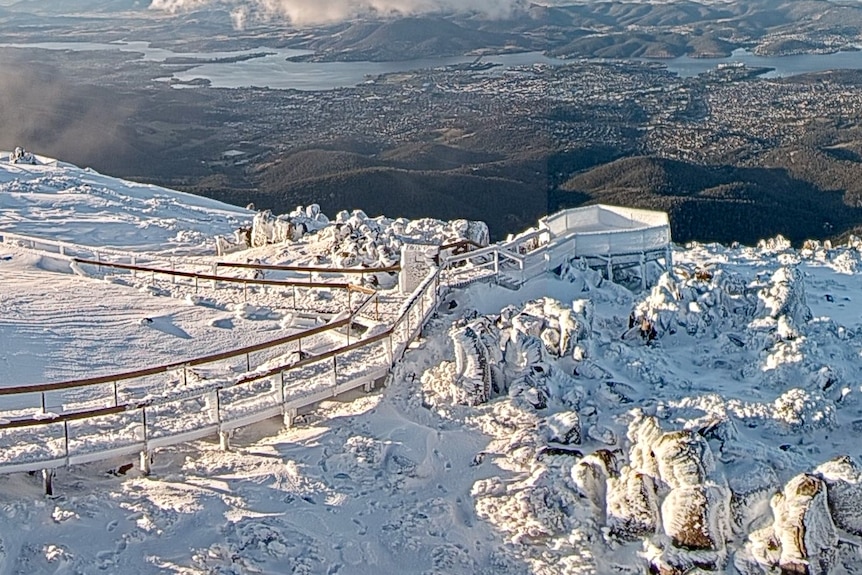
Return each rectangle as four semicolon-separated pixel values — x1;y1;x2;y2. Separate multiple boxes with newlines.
540;204;670;237
539;204;671;258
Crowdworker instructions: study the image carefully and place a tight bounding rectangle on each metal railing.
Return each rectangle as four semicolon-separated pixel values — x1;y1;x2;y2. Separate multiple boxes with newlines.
0;261;431;476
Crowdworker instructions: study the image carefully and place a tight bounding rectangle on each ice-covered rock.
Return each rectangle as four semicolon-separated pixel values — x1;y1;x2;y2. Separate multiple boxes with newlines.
541;411;581;445
661;484;729;552
652;430;716;490
606;465;660;540
451;318;503;406
770;474;837;575
626;412;664;481
813;455;862;536
758;267;812;326
572;449;619;522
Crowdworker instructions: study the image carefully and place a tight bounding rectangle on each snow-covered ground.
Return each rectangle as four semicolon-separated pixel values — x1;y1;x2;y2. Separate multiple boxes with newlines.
4;156;862;573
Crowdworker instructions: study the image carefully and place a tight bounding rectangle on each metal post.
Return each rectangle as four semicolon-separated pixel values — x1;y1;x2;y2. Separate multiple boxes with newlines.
607;256;613;282
42;469;55;497
113;382;119;407
182;366;188;386
332;356;338;388
246;352;251;372
63;421;70;459
640;252;647;291
386;335;394;366
40;392;46;414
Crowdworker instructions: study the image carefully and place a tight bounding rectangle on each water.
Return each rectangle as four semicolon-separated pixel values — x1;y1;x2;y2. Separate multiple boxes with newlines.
171;50;563;90
0;40;280;62
4;40;862;90
0;40;561;90
663;47;862;78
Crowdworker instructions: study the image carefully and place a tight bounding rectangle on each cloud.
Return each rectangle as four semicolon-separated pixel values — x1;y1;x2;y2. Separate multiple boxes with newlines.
149;0;526;27
0;58;137;171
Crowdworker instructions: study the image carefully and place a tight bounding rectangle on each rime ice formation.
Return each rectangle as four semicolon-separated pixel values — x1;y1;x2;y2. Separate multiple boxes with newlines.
219;205;489;268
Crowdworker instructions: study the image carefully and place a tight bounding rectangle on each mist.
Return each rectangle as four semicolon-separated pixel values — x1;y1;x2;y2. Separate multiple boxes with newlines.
0;60;137;172
148;0;529;27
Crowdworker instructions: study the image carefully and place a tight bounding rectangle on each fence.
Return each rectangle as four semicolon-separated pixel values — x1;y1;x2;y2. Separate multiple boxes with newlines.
0;260;432;482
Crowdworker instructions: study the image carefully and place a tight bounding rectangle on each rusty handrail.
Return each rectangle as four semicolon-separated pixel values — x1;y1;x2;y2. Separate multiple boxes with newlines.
215;261;400;274
73;258;359;290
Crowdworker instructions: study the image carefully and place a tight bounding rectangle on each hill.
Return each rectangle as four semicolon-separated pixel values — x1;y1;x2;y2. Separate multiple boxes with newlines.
556;156;859;244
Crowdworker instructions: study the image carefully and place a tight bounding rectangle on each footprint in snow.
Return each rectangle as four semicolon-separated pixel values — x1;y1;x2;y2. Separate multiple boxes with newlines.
106;520;118;532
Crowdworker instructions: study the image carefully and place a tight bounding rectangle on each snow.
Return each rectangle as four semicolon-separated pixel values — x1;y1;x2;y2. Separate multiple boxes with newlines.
7;155;862;572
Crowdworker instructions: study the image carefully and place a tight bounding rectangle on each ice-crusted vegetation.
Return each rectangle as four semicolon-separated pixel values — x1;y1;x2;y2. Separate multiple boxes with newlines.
417;236;862;573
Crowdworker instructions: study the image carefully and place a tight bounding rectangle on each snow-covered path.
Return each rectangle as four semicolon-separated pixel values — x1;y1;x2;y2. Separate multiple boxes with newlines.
0;249;301;386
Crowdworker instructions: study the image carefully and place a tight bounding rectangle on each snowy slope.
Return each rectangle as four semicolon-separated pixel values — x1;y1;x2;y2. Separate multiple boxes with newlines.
0;152;252;254
3;156;862;573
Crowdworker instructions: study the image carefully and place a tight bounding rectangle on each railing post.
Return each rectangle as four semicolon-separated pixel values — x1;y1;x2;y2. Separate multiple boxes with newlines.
42;469;55;497
386;334;394;366
113;381;119;407
640;252;647;291
140;450;151;476
332;355;338;390
63;420;70;460
246;352;251;372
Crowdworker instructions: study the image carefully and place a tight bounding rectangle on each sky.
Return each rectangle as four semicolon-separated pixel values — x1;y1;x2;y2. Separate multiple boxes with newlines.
0;0;536;26
147;0;529;26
